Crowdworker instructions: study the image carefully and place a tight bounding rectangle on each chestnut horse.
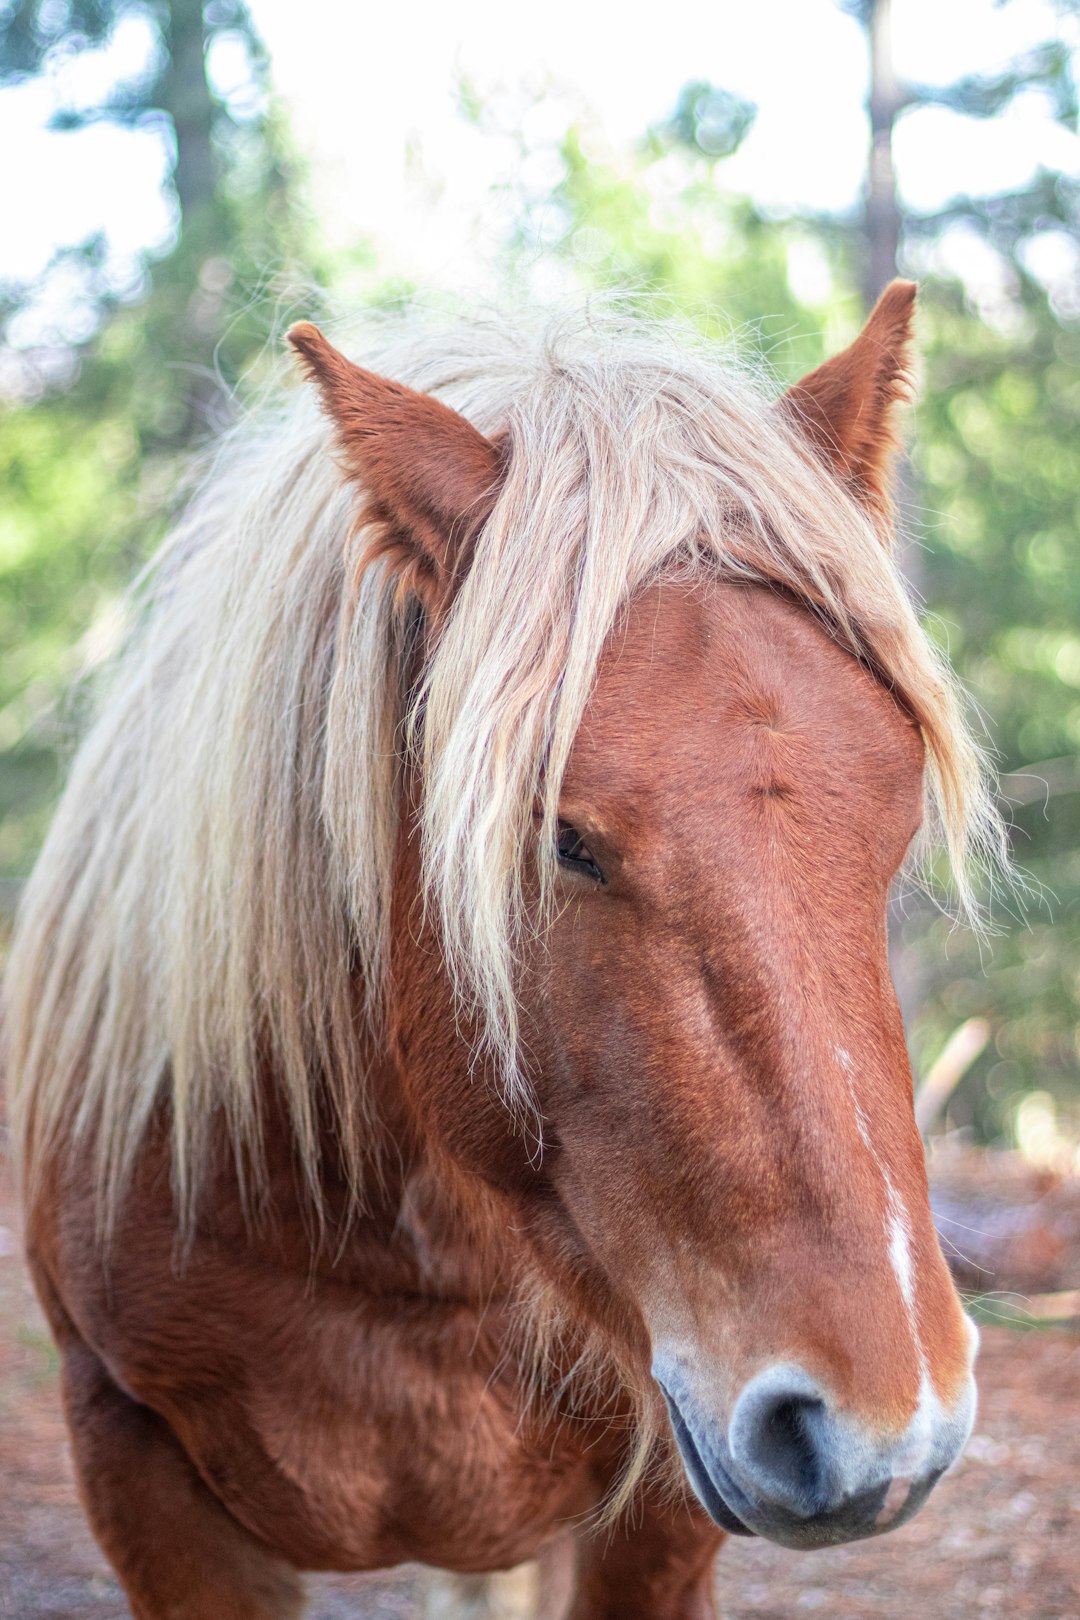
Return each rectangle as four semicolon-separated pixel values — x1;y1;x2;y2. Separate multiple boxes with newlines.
6;283;1004;1619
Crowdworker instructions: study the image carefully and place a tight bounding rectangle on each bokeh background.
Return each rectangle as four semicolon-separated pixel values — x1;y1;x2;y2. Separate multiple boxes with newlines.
2;0;1079;1162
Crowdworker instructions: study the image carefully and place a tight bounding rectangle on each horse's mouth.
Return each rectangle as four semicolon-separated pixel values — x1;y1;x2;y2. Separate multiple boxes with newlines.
658;1384;757;1537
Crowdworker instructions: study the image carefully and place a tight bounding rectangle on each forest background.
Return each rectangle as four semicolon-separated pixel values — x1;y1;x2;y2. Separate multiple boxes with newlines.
1;0;1078;1161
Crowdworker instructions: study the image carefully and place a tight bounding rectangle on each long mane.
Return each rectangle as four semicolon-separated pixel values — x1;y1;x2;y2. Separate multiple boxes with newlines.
3;305;1007;1231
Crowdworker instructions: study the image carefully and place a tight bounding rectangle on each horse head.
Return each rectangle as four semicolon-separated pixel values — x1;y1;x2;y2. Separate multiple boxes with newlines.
290;286;983;1548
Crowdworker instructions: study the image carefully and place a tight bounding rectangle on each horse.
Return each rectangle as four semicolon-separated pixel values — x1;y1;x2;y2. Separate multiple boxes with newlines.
4;281;1006;1620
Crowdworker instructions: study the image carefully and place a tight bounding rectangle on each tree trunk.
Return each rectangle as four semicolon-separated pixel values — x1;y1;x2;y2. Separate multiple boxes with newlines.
160;0;216;230
863;0;904;306
859;0;929;1025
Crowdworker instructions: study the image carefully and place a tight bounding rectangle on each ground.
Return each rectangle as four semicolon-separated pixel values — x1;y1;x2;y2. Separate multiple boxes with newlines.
2;1141;1078;1620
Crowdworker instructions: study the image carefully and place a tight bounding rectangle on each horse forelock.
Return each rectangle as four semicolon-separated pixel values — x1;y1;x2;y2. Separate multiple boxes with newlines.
3;303;1008;1237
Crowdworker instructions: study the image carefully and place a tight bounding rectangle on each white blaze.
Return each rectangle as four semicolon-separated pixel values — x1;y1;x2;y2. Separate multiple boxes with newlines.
834;1044;948;1491
835;1045;923;1361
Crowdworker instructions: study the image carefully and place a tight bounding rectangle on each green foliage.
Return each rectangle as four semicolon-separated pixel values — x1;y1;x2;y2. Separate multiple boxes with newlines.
534;104;841;374
890;3;1080;1140
900;281;1080;1139
555;129;810;352
0;397;143;868
0;0;327;875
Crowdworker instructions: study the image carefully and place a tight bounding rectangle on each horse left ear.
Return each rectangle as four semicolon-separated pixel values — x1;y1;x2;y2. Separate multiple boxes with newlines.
780;280;917;535
287;322;505;612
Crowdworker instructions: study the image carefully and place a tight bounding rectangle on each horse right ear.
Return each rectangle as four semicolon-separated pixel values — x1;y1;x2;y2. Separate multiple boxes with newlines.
287;323;505;614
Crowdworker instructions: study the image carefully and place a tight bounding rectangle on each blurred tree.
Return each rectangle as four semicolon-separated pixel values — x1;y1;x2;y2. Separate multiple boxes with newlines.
861;0;1080;1139
0;0;314;872
851;0;905;303
844;0;1079;298
0;0;305;437
549;86;837;370
904;284;1080;1143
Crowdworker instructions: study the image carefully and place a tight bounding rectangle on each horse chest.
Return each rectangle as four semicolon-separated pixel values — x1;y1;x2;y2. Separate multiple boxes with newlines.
33;1153;599;1573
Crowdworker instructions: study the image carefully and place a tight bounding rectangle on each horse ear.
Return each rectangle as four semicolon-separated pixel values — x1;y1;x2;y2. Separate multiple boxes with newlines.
780;280;917;535
287;322;505;611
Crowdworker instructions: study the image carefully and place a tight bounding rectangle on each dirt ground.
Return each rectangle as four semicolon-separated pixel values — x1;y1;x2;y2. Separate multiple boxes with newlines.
2;1141;1078;1620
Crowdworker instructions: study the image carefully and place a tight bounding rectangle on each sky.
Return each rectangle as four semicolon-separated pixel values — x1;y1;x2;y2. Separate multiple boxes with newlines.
1;0;1079;310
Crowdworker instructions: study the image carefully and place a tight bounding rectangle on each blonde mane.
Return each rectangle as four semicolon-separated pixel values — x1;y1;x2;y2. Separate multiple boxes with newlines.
3;304;1008;1232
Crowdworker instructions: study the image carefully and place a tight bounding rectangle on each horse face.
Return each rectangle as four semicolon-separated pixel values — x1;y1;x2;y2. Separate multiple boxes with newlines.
294;296;979;1550
520;576;977;1548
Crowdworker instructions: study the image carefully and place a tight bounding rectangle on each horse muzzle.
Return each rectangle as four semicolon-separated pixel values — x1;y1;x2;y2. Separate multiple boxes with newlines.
653;1353;977;1549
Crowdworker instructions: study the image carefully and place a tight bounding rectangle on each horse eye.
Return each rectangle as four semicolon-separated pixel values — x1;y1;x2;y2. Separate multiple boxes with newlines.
555;820;605;885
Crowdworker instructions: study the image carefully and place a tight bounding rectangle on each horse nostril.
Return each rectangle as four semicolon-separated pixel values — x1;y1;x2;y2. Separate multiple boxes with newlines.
729;1368;836;1517
750;1393;827;1505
